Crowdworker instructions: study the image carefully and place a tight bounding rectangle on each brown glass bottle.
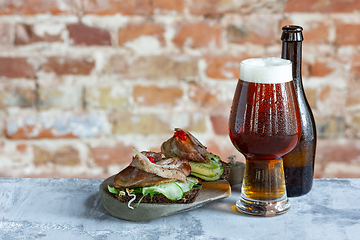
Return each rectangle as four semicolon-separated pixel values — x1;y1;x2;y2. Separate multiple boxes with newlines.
281;25;317;197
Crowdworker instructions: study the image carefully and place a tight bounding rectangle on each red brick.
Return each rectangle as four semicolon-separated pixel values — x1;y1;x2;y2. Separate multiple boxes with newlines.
33;145;80;166
41;57;95;75
173;22;221;48
190;0;220;15
0;84;36;108
227;20;277;45
284;0;360;12
0;57;36;79
210;114;228;135
111;112;173;134
153;0;184;13
304;22;330;43
188;83;218;106
335;24;360;45
349;114;360;138
315;139;360;178
33;145;53;165
346;79;360;107
90;143;134;166
6;125;77;139
189;0;236;15
350;54;360;80
302;61;312;79
205;56;251;80
82;0;151;15
0;0;81;15
85;86;128;109
5;113;104;139
279;19;292;29
52;146;80;166
191;0;286;15
16;143;28;153
309;61;334;77
37;85;82;110
118;23;165;46
304;88;317;110
315;115;345;137
0;23;13;47
67;23;111;46
106;55;198;80
133;85;183;106
110;111;207;134
15;24;62;45
319;86;331;102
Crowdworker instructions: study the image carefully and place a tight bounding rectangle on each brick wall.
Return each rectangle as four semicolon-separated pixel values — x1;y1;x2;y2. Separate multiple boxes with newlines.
1;0;360;178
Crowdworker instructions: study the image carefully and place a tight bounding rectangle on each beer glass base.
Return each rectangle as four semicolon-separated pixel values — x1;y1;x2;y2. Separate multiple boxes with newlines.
236;196;290;217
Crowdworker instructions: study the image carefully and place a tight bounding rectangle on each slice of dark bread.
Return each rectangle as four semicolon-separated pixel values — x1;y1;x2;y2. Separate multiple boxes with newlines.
220;160;231;180
115;185;202;204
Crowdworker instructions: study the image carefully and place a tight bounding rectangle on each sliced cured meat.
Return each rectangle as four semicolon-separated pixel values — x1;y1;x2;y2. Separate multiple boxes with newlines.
113;166;175;189
129;149;189;183
156;157;191;176
161;128;211;163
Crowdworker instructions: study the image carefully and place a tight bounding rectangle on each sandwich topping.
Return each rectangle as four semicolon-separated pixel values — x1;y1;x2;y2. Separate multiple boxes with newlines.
129;148;190;183
161;128;211;163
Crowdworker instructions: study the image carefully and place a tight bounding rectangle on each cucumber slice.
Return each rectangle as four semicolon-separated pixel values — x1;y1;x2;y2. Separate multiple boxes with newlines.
207;155;222;163
186;177;199;184
142;182;183;201
141;177;200;201
175;177;199;193
191;172;222;181
175;181;193;193
195;161;221;169
189;157;224;181
189;161;223;178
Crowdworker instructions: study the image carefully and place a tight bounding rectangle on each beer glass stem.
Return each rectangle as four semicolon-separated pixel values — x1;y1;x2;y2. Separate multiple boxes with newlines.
236;158;290;216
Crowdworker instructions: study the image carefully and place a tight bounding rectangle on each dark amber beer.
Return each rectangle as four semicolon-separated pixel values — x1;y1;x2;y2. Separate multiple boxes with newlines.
281;26;317;197
229;80;301;161
229;58;301;216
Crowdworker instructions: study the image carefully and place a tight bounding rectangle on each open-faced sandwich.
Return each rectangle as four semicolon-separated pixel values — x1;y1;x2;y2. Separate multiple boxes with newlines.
106;128;231;210
108;149;203;209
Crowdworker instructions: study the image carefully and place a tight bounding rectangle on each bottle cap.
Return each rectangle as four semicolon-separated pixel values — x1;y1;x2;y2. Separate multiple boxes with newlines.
281;25;303;42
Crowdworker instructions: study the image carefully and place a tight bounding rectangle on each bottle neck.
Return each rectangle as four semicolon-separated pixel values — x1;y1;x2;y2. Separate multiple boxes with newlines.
281;41;302;85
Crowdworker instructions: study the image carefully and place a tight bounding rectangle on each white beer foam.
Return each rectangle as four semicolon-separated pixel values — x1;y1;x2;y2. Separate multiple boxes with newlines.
239;57;292;83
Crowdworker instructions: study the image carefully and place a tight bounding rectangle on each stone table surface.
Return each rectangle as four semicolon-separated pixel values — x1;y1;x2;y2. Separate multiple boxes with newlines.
0;178;359;240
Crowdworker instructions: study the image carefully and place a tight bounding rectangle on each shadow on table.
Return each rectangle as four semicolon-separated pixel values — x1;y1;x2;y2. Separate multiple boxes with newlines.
82;192;116;221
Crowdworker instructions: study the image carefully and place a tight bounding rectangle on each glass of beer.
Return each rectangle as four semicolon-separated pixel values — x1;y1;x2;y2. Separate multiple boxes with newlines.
229;58;301;216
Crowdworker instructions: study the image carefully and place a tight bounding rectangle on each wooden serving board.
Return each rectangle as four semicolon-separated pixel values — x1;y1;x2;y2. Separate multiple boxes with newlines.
99;175;231;221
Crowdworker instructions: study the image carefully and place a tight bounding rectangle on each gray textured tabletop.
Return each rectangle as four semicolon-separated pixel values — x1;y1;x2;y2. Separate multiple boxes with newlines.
1;178;359;240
